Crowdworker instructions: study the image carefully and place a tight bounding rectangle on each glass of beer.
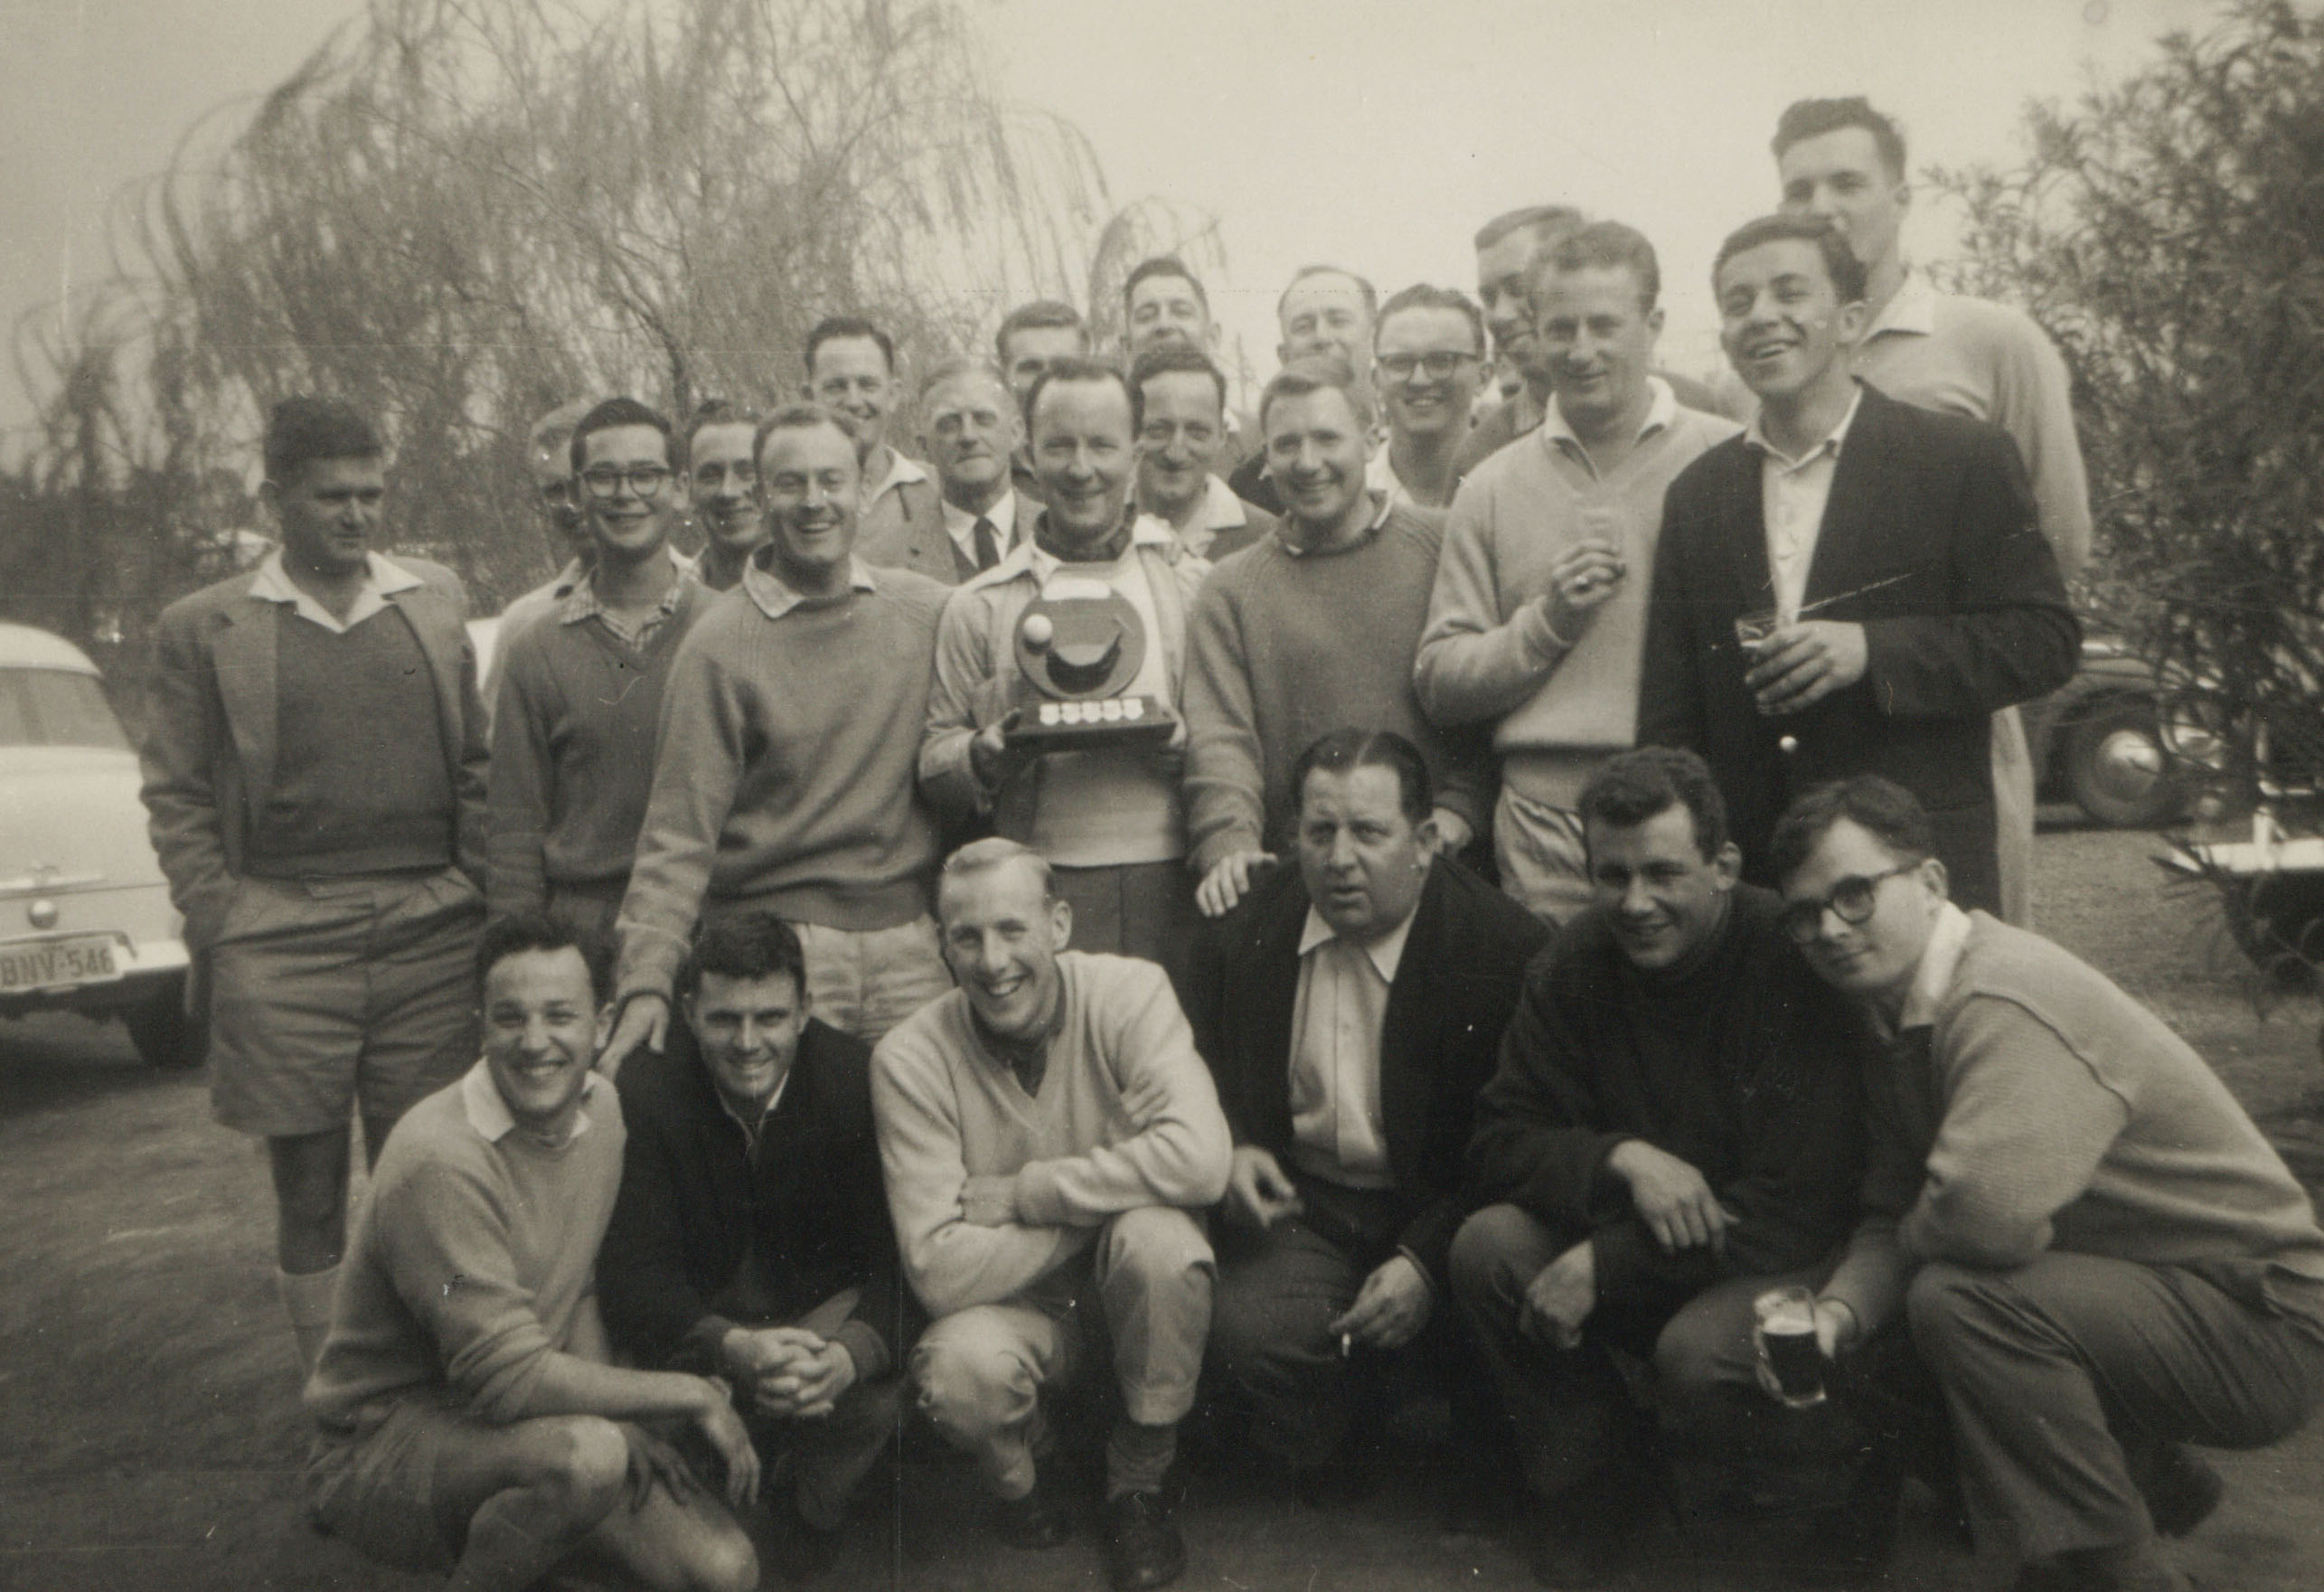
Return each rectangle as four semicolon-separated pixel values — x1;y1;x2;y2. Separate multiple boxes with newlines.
1754;1285;1827;1408
1734;608;1783;650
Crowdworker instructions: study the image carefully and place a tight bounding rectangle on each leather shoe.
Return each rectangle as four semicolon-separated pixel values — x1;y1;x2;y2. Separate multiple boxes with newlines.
1101;1490;1187;1590
996;1472;1074;1551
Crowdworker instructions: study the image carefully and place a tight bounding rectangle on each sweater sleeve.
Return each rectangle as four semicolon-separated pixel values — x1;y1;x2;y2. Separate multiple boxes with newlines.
1415;482;1572;726
1181;570;1270;873
1465;953;1634;1229
918;589;997;824
1897;994;2131;1270
614;632;747;1003
872;1025;1089;1318
374;1157;565;1424
1012;963;1235;1225
1984;312;2091;578
485;636;555;921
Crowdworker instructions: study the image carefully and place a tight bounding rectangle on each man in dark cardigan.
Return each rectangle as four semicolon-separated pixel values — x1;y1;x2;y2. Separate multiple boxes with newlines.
1185;728;1549;1502
598;913;907;1580
1451;748;1873;1587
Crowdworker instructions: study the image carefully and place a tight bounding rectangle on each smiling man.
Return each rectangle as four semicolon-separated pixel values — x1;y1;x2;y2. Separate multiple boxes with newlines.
1637;214;2077;913
606;403;953;1066
1189;730;1547;1507
302;916;759;1592
1130;344;1277;562
1772;777;2324;1592
873;839;1231;1591
142;397;489;1381
921;358;1207;969
1419;223;1741;925
683;400;769;592
489;397;713;946
1183;357;1488;923
1452;748;1872;1587
1228;266;1379;515
599;913;906;1581
1369;284;1490;512
807;316;944;574
1122;257;1258;472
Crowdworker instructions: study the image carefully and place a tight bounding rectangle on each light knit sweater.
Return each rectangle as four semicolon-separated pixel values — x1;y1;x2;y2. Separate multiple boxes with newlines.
1825;910;2324;1335
870;952;1231;1319
306;1064;626;1428
1416;397;1739;809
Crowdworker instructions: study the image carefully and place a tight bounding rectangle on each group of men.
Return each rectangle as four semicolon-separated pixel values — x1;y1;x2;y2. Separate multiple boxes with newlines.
137;96;2323;1592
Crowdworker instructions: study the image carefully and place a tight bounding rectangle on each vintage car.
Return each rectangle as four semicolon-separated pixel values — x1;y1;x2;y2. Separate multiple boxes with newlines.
2024;632;2182;828
0;623;199;1067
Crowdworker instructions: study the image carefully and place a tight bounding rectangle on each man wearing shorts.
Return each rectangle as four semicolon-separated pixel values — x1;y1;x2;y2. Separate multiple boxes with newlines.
142;397;490;1378
302;916;757;1592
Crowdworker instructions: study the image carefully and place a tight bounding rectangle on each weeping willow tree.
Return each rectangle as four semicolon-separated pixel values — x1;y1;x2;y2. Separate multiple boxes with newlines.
6;0;1220;666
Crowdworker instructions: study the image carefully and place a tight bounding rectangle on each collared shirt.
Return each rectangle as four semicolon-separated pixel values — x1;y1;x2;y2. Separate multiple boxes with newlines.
940;489;1019;571
1285;901;1418;1188
1888;899;1975;1042
1277;486;1394;559
1861;268;1940;349
1364;446;1413;512
459;1056;600;1145
714;1072;793;1159
1744;385;1865;619
1016;507;1177;583
864;447;932;513
1148;475;1253;561
740;551;879;622
1537;377;1679;482
556;552;692;649
249;549;423;635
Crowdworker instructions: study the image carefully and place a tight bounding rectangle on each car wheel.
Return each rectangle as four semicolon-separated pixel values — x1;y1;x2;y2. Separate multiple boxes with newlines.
125;975;206;1070
2223;872;2324;994
2063;695;2180;827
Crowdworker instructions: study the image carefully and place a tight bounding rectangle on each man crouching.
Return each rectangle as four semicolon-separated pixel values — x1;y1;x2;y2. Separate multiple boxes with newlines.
302;915;757;1591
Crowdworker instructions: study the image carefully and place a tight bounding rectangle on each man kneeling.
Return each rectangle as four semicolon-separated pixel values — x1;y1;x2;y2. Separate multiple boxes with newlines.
1452;749;1872;1587
302;916;757;1592
1775;776;2324;1592
598;913;908;1580
874;839;1232;1591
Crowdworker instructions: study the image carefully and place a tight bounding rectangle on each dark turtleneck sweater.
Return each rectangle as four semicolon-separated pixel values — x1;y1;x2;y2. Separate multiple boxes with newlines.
1466;884;1871;1319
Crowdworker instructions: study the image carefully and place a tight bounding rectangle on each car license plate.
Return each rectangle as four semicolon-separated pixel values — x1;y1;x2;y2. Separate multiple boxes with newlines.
0;934;122;993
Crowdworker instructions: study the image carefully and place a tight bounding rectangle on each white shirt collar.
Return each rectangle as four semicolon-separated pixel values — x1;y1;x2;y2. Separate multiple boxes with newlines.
459;1057;599;1145
741;551;879;621
1201;474;1250;530
1297;899;1420;984
249;549;424;635
940;490;1018;558
1744;383;1865;471
865;447;931;504
1895;900;1975;1035
1864;268;1939;344
1277;487;1394;558
1539;376;1679;457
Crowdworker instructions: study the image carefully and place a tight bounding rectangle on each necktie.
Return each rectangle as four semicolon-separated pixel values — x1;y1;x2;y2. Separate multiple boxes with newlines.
973;516;1002;571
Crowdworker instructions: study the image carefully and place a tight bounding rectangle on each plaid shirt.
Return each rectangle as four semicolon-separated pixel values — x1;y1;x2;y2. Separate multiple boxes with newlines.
558;562;692;650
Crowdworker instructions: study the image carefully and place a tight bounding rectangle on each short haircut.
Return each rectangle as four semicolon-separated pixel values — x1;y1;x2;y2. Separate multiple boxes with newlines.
1373;284;1487;355
940;836;1057;903
1473;204;1585;254
1123;255;1209;317
1713;213;1868;306
804;315;896;377
679;398;761;469
1276;265;1379;328
1772;96;1908;182
1127;344;1228;433
1576;747;1730;862
568;396;673;476
1291;728;1432;825
996;299;1088;366
1022;356;1135;439
1258;353;1376;433
476;913;609;1003
674;911;807;1006
1534;220;1662;314
1765;775;1937;889
752;400;861;468
264;397;382;484
918;353;1011;408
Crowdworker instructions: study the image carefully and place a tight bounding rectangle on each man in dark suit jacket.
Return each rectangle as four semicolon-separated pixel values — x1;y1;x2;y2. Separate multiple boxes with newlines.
1185;729;1550;1499
139;397;488;1380
598;913;907;1578
1637;213;2077;915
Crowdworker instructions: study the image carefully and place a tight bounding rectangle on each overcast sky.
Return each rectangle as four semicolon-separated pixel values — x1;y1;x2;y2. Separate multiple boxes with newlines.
0;0;2222;435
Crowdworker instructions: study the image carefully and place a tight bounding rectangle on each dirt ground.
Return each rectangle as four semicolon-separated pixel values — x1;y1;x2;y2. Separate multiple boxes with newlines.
4;819;2320;1591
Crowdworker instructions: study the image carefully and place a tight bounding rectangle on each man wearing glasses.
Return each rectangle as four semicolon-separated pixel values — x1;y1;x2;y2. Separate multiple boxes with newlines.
487;397;713;947
1771;776;2324;1592
1637;214;2077;914
1418;222;1740;925
1369;285;1490;513
684;400;769;592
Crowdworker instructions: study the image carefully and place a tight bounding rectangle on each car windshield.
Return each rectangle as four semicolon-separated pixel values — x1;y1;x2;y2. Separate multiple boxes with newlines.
0;669;130;750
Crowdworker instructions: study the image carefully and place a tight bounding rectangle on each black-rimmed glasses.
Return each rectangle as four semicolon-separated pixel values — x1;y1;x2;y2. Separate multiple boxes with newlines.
1377;352;1481;381
1777;862;1920;945
579;465;676;499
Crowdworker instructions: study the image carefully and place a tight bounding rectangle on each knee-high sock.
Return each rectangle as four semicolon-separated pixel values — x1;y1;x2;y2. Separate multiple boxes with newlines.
1106;1418;1178;1499
277;1265;338;1380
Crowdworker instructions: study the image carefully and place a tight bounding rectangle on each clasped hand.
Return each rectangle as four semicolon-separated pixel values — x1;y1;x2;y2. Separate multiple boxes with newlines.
1743;619;1868;716
723;1326;856;1420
